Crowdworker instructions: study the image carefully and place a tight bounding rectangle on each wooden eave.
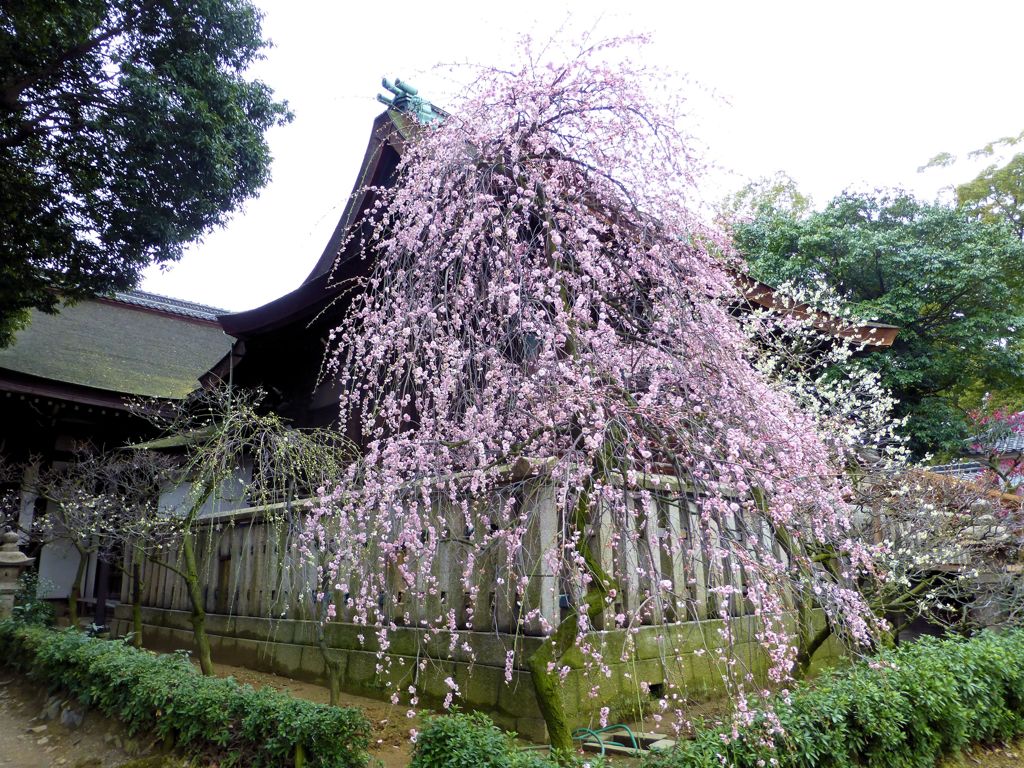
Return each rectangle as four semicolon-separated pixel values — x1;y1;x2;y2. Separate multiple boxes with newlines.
0;369;135;411
218;109;409;340
734;272;899;350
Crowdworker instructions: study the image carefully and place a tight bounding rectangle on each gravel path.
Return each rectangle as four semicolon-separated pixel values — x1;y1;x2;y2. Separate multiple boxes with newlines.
0;674;169;768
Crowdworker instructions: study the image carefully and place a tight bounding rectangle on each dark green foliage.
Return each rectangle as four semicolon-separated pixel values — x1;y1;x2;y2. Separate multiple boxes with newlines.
643;629;1024;768
733;192;1024;457
411;712;560;768
0;0;292;346
0;622;371;768
956;151;1024;240
924;130;1024;240
11;571;55;626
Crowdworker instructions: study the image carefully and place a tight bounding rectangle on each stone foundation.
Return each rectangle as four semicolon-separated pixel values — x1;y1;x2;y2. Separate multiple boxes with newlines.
111;606;842;742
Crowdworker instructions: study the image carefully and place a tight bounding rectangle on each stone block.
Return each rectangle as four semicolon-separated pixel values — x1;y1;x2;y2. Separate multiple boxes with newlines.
468;632;534;668
384;656;417;693
659;655;690;690
299;645;327;679
325;622;377;651
459;665;502;709
634;628;663;660
683;654;729;699
257;619;292;645
514;716;548;743
422;631;461;662
496;672;541;718
266;643;303;679
489;710;518;734
567;665;623;709
420;661;457;701
680;620;726;654
291;620;317;647
616;658;666;698
729;641;769;682
204;613;231;635
161;609;193;633
233;616;273;641
232;638;263;669
139;606;166;627
210;635;238;661
345;651;387;692
383;627;422;657
140;625;167;649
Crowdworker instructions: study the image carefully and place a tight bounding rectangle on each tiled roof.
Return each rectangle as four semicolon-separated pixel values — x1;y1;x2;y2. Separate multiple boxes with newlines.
0;294;232;399
989;432;1024;454
927;461;985;479
111;289;226;322
966;415;1024;456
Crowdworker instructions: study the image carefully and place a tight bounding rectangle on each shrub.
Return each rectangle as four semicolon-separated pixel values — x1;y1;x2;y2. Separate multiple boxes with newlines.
0;622;371;768
11;571;55;626
644;629;1024;768
411;712;562;768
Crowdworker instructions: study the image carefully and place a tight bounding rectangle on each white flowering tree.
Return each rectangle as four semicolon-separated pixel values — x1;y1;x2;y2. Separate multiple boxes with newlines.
32;446;178;631
739;282;1024;671
0;456;23;533
306;37;889;751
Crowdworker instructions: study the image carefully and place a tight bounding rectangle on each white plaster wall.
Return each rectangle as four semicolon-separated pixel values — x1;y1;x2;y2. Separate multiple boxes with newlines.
37;537;82;599
158;460;253;519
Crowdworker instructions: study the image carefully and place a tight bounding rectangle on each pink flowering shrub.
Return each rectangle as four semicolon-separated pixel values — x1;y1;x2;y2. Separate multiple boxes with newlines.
967;403;1024;493
306;36;883;747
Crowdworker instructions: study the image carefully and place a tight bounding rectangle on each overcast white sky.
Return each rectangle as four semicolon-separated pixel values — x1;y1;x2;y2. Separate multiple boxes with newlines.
142;0;1024;312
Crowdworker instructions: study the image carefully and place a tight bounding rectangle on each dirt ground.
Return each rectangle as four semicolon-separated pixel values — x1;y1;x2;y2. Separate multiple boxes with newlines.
941;742;1024;768
206;661;417;768
0;674;177;768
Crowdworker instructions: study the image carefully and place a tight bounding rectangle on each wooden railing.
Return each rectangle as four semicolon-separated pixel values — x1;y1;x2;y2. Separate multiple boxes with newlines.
123;478;764;636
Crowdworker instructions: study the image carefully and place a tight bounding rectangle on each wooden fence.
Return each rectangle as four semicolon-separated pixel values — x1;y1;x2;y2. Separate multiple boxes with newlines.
123;478;771;636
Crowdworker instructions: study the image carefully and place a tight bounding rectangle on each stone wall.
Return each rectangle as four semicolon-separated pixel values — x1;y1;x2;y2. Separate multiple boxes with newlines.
111;605;842;742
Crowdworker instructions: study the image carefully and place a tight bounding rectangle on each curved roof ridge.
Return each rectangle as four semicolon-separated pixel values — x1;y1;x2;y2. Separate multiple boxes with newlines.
112;289;226;321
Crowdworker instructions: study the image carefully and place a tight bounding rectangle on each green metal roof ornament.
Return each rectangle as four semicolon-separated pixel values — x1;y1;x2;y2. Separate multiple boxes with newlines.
377;78;442;124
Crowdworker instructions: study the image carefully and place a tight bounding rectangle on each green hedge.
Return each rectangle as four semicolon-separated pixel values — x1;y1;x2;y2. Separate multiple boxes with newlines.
406;631;1024;768
411;711;559;768
647;629;1024;768
0;621;372;768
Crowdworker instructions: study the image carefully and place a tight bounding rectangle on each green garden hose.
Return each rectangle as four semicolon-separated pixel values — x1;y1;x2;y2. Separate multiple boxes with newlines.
571;723;641;756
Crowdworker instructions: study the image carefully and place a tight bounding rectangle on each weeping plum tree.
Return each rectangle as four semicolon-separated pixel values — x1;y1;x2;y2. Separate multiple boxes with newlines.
308;37;884;752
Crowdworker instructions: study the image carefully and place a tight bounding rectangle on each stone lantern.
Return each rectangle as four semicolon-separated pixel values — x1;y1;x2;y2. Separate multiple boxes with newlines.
0;530;34;620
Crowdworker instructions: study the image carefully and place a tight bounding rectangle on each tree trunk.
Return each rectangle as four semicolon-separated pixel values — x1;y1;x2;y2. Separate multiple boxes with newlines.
794;617;832;678
527;471;615;758
181;531;215;675
93;558;109;631
313;574;343;705
131;546;144;647
527;616;578;756
68;546;87;629
318;633;343;707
